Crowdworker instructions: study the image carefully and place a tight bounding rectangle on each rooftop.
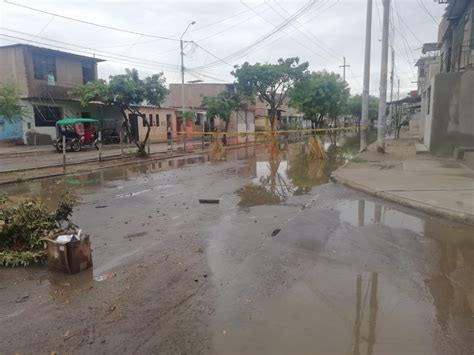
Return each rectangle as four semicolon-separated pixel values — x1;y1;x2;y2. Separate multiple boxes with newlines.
0;43;105;62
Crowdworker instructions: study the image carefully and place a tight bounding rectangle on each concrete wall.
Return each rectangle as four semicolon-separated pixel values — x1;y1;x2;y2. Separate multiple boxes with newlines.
419;60;440;143
24;48;98;100
0;116;22;142
428;69;474;154
20;99;121;145
166;83;232;110
0;46;28;96
138;107;176;143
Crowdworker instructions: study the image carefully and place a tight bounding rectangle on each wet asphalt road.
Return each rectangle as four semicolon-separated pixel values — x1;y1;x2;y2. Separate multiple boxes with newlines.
1;136;473;354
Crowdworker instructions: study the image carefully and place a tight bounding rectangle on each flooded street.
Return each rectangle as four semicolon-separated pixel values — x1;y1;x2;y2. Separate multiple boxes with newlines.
1;133;473;354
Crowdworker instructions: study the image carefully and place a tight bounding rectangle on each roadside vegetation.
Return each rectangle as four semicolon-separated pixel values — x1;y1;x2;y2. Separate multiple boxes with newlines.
202;91;243;145
72;68;168;156
232;57;309;131
0;196;75;267
0;81;27;122
289;71;349;129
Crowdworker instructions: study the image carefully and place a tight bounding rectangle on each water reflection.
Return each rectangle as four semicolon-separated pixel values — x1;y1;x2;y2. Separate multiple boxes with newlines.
2;132;366;211
339;199;474;354
237;132;364;207
352;272;379;355
1;155;208;207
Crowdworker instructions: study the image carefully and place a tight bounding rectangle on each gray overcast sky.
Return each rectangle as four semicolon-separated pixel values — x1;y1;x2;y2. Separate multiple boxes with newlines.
0;0;446;97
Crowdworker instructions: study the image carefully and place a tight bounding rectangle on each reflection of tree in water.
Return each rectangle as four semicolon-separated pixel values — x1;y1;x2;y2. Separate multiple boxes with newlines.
259;140;294;201
237;140;292;208
209;141;226;161
287;136;341;194
236;184;281;209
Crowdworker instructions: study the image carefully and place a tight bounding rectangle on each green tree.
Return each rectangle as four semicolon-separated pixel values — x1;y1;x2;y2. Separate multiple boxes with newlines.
288;71;349;129
0;82;24;122
202;91;242;135
232;57;308;130
72;69;168;155
346;94;379;125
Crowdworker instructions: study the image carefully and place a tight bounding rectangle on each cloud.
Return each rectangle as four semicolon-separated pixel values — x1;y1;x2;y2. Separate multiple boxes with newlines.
0;0;446;96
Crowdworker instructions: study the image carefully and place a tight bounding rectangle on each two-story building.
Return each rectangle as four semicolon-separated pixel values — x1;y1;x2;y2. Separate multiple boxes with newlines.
418;0;474;154
415;42;441;141
0;44;120;145
166;83;256;145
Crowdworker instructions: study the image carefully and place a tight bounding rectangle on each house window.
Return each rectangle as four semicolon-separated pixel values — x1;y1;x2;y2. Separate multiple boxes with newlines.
426;87;431;115
142;114;146;127
155;114;160;127
32;53;56;80
34;105;62;127
82;62;94;84
149;114;153;126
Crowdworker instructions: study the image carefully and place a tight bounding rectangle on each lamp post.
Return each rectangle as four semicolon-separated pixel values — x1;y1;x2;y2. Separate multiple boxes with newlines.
180;21;196;151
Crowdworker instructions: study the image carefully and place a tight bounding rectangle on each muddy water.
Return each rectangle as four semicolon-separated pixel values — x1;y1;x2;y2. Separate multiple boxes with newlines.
1;132;360;208
1;132;473;354
207;187;474;355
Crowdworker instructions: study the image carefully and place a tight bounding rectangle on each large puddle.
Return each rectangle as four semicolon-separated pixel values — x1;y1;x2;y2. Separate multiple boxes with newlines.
2;132;473;353
1;132;362;208
208;188;474;355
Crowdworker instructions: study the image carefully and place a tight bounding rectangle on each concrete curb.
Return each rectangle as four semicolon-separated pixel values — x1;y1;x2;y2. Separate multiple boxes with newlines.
331;171;474;226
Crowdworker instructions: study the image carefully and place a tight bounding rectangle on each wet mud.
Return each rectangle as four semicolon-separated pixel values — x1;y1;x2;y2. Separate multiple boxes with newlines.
1;133;473;354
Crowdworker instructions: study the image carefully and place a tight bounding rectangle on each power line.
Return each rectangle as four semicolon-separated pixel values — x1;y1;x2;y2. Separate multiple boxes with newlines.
193;0;318;70
192;42;234;67
270;0;342;61
179;2;267;37
26;15;55;44
0;31;182;72
195;3;266;43
259;0;340;65
415;0;439;25
3;0;180;42
392;0;423;45
234;0;341;67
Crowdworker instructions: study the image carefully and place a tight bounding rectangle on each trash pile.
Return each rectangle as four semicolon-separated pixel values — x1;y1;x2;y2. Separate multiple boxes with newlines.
54;229;83;244
47;228;93;274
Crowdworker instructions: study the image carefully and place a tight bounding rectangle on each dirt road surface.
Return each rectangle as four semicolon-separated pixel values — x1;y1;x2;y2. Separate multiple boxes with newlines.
1;136;473;354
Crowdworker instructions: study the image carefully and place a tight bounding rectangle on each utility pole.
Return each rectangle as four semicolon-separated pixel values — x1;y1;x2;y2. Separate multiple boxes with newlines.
360;0;373;152
180;21;196;151
397;78;400;100
388;48;395;133
339;56;350;82
377;0;390;153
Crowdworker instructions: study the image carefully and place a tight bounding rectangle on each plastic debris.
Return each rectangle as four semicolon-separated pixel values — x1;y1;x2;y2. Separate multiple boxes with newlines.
55;234;76;244
94;272;116;282
199;199;220;204
271;228;281;237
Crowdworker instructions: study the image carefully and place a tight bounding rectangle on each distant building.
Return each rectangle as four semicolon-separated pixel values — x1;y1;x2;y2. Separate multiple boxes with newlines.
167;83;256;144
0;44;120;145
253;95;307;132
129;105;176;143
417;0;474;154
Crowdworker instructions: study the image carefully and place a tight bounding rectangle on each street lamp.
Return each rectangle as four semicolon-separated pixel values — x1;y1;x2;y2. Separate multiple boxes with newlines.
180;21;196;150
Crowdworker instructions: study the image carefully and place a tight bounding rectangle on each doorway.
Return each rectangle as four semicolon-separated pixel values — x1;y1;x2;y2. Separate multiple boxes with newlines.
129;114;139;141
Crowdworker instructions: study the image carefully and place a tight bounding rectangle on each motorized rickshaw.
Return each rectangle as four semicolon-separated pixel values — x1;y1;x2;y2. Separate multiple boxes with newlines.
53;118;102;152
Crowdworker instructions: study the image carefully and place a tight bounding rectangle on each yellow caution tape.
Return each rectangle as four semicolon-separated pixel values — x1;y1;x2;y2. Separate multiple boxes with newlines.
172;125;366;137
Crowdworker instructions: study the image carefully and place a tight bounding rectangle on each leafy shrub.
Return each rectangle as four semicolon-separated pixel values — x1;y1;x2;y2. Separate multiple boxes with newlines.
0;196;75;267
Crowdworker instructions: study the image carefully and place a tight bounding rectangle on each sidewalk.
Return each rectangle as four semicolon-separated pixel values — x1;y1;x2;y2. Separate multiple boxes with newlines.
332;131;474;224
0;141;199;173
